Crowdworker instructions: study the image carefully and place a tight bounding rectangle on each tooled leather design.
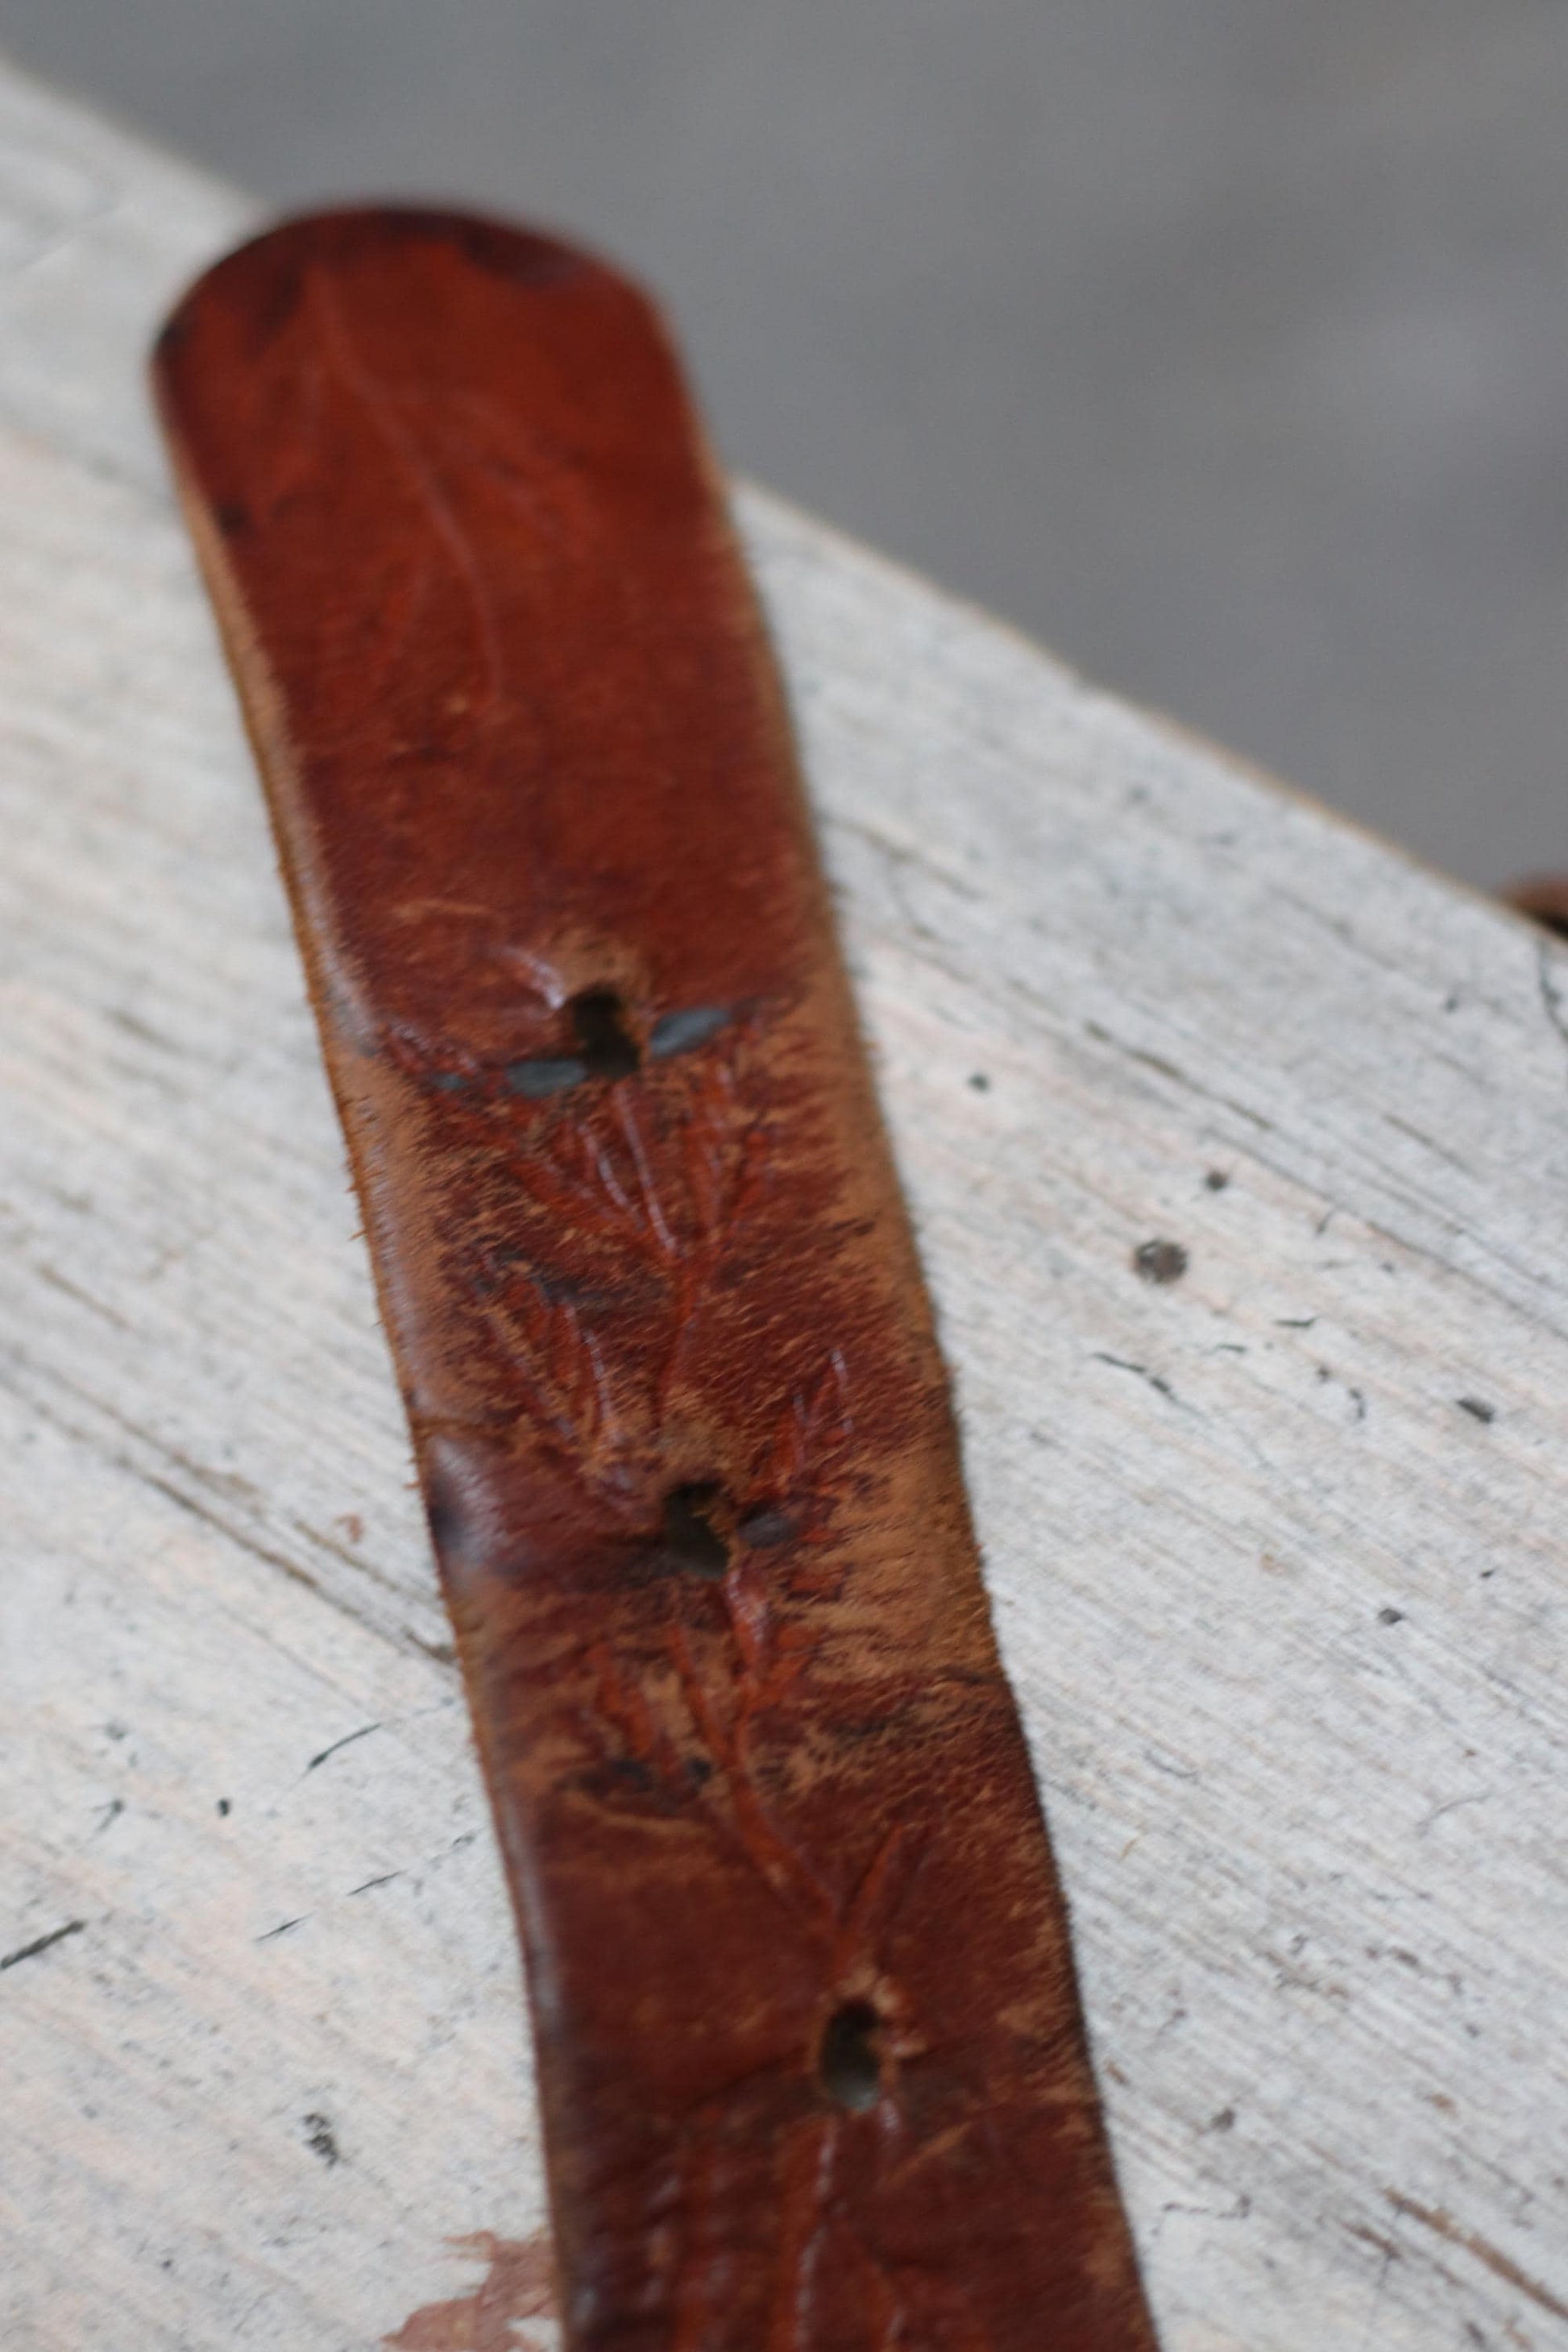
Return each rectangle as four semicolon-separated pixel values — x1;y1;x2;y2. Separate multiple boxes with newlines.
154;210;1159;2352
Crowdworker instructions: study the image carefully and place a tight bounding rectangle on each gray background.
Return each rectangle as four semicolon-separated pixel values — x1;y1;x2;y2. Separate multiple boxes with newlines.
7;1;1568;886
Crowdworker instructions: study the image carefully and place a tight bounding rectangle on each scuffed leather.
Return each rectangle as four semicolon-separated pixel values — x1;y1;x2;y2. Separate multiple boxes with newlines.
153;209;1159;2352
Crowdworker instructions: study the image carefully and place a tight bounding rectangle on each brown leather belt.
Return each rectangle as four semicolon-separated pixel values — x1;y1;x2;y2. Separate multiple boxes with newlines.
154;210;1157;2351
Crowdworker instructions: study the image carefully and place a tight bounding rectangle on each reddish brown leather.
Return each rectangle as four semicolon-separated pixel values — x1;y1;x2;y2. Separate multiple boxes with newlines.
1504;873;1568;941
153;210;1158;2352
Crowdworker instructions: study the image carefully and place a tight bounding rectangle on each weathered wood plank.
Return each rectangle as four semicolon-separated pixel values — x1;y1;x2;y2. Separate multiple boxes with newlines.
2;53;1566;2352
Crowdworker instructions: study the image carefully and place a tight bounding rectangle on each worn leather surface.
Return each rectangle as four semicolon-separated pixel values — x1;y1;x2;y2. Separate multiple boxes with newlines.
153;210;1159;2352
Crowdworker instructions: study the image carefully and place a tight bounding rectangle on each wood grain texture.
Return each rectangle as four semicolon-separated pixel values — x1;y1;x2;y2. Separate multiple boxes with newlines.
2;52;1567;2352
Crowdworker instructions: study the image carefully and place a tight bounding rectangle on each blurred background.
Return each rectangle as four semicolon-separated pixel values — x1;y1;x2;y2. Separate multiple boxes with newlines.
6;0;1567;887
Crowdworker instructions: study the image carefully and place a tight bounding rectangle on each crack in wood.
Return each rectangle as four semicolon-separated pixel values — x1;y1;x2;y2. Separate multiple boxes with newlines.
1386;2192;1568;2325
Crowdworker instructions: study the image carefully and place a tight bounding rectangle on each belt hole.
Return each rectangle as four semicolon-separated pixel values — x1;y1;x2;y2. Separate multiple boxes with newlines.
662;1483;731;1581
569;987;640;1080
819;1998;884;2111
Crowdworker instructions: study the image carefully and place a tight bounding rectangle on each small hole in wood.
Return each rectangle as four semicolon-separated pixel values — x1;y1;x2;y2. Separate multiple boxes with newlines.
819;1998;884;2111
1133;1237;1188;1285
662;1483;731;1581
569;988;640;1080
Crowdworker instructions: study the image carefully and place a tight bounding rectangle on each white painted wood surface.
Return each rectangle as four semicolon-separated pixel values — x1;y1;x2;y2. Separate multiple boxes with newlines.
2;54;1566;2352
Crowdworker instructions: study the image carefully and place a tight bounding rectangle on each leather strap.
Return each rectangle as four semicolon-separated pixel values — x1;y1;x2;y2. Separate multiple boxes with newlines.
154;210;1158;2352
1504;873;1568;940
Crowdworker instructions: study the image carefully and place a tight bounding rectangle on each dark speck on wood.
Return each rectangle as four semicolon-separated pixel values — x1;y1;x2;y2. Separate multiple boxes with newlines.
1133;1238;1188;1285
